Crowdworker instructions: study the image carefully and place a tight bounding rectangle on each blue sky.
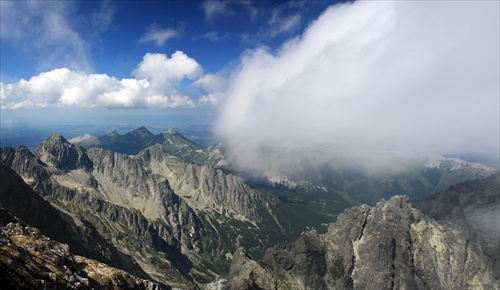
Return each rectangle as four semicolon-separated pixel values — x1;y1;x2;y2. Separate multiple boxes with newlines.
1;1;337;81
1;0;499;162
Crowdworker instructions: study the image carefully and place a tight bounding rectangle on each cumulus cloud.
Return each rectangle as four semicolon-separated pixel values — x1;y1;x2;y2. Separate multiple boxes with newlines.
1;51;203;109
192;74;228;106
193;74;227;92
215;1;500;163
197;93;221;106
139;25;180;46
133;52;203;92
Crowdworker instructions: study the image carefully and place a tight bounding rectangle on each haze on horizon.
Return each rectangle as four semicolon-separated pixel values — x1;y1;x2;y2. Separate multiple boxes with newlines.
1;1;499;166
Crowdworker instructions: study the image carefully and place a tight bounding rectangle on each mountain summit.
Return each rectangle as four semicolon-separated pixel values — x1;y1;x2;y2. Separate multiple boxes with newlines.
226;173;500;289
34;134;92;171
128;126;154;138
71;127;197;156
72;127;211;163
166;128;178;134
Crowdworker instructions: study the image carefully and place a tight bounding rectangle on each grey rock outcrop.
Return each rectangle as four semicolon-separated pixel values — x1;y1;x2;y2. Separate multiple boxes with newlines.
0;214;162;290
0;160;74;247
226;247;276;290
0;160;159;283
1;145;50;181
226;173;500;289
34;134;93;171
139;144;260;219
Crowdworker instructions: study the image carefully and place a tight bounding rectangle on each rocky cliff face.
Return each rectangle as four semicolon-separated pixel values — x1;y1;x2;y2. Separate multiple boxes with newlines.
1;145;50;182
1;137;205;287
34;134;93;171
0;160;150;281
0;134;291;287
139;144;260;219
225;173;500;289
0;208;162;290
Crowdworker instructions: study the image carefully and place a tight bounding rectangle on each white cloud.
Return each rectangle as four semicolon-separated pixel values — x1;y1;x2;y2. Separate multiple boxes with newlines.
201;1;232;20
268;13;300;37
197;31;220;42
199;93;222;106
200;0;261;21
139;25;179;46
193;74;227;92
1;52;204;109
0;1;112;72
133;51;203;92
267;6;301;37
91;1;114;34
192;74;228;106
238;0;259;20
216;1;500;161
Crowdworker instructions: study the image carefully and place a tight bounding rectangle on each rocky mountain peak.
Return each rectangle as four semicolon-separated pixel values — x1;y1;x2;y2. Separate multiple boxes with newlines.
226;174;500;289
15;144;35;156
4;145;51;181
129;126;154;137
47;133;66;142
34;134;92;171
166;128;178;134
4;145;32;162
0;147;15;167
226;247;276;290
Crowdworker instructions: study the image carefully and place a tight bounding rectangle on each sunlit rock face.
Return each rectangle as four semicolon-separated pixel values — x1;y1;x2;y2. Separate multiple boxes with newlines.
226;173;500;290
0;210;162;290
0;133;290;287
35;134;93;171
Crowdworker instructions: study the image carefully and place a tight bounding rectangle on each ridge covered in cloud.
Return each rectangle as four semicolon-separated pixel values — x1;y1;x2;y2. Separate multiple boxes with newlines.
1;51;202;109
215;1;499;160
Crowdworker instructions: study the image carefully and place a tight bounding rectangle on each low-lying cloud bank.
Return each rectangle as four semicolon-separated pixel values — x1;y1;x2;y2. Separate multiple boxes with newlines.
0;51;218;109
215;1;500;163
1;1;498;166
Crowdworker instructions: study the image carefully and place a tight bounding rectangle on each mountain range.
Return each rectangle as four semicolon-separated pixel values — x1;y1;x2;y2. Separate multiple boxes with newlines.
0;126;498;289
69;127;227;168
0;131;324;288
72;127;497;220
226;173;499;289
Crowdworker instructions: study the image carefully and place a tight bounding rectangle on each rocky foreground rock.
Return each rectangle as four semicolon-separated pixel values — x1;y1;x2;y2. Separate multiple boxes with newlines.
0;207;162;290
225;173;500;290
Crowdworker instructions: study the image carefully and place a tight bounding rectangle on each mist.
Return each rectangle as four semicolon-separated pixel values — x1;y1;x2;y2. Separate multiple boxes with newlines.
214;1;500;171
